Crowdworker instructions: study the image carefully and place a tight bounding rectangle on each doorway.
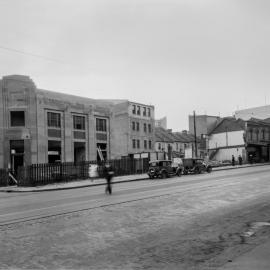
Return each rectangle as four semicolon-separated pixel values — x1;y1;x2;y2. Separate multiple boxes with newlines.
10;140;24;176
48;140;61;163
74;142;86;164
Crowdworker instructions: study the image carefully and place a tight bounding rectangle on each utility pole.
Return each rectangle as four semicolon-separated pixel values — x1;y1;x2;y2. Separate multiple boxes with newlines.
193;111;198;158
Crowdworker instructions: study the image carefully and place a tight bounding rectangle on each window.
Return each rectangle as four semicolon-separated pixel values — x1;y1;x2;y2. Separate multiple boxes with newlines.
96;118;107;132
73;115;85;130
149;140;152;149
137;139;140;149
136;122;140;131
10;111;25;127
148;108;151;117
158;143;161;150
132;139;136;148
143;107;146;116
148;124;152;133
144;123;147;132
132;121;136;131
144;140;147;149
47;112;61;128
262;130;265;140
137;106;141;115
132;105;136;114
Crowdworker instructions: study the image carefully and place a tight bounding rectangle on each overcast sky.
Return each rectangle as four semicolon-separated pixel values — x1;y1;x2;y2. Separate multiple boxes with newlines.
0;0;270;130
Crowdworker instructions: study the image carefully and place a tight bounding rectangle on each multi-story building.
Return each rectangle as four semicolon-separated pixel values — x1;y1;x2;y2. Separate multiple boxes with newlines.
110;100;155;159
0;75;155;173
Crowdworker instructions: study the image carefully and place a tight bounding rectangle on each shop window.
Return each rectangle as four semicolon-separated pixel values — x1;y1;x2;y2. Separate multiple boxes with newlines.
47;112;61;128
10;111;25;127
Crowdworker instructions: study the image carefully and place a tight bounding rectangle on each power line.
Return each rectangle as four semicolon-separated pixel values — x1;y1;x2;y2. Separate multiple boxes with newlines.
0;45;67;65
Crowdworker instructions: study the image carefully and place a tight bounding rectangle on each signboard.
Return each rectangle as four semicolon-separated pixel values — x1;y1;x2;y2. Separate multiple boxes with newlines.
141;153;149;158
133;154;140;159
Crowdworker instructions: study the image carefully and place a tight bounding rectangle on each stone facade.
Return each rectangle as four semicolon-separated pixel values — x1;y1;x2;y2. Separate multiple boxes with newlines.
0;75;155;172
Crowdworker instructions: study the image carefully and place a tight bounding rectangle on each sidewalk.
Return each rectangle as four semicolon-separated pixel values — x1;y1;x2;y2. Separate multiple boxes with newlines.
218;239;270;270
0;162;269;193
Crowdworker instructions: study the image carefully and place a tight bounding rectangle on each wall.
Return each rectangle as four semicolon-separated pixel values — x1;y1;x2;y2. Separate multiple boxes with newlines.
215;147;246;162
209;130;245;149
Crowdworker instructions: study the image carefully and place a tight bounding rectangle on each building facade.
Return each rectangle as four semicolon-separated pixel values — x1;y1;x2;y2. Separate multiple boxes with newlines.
208;117;270;162
0;75;155;173
110;101;155;159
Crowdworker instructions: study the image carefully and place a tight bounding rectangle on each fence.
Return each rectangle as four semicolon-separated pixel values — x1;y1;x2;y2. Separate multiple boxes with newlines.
0;169;9;187
16;157;150;187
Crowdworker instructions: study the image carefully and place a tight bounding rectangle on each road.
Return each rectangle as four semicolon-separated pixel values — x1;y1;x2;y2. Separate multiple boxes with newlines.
0;165;270;269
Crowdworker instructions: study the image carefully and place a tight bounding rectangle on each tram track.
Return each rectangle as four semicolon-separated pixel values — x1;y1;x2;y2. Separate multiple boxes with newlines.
1;167;270;227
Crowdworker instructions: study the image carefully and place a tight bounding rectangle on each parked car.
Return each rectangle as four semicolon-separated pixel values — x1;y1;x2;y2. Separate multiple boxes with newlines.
148;160;183;179
182;158;212;174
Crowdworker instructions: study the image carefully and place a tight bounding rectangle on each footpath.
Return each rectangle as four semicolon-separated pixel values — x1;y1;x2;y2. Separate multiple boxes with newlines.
0;162;269;193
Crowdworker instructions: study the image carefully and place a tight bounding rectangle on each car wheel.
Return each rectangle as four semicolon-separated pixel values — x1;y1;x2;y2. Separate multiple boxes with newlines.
177;170;182;177
207;166;212;173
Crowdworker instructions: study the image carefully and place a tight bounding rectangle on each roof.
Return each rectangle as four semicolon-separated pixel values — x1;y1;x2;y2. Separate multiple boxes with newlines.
209;117;245;135
155;127;199;143
173;132;200;143
155;127;175;142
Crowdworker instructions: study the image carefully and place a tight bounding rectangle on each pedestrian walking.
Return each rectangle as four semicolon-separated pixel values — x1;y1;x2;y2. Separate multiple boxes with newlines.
103;163;114;195
232;155;235;166
238;155;243;165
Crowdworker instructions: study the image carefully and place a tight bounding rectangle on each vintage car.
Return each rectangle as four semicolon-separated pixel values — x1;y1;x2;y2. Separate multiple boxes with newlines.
148;160;183;179
182;158;212;174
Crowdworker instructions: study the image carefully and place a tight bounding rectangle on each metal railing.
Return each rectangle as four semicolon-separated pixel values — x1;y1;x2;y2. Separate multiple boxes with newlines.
16;158;150;187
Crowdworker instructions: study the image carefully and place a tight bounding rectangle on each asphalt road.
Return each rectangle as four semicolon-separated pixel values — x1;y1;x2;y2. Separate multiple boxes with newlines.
1;165;270;226
1;165;270;269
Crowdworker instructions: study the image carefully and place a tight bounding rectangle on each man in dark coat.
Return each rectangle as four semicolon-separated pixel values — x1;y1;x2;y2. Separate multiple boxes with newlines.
232;155;235;166
104;164;114;195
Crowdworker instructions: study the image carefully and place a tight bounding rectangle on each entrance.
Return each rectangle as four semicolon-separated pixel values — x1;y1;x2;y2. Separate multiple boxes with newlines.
10;140;24;176
74;142;86;164
48;140;61;163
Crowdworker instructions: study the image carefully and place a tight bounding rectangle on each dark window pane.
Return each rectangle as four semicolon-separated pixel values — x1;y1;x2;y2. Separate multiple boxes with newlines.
10;111;25;127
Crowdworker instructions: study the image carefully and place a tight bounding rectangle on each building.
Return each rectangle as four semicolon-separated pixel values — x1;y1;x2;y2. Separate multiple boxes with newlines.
189;114;220;158
208;117;270;162
155;116;167;129
235;105;270;120
155;127;199;159
0;75;155;173
110;100;155;159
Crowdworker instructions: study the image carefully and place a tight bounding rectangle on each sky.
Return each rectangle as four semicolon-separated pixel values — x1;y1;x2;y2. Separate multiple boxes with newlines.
0;0;270;131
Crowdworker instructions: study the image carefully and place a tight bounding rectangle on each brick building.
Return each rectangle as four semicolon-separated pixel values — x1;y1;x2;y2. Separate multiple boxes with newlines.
0;75;155;173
